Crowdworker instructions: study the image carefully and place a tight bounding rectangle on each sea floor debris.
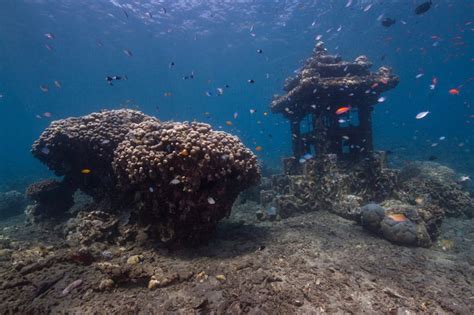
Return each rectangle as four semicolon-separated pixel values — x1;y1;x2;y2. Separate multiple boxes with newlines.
0;203;473;313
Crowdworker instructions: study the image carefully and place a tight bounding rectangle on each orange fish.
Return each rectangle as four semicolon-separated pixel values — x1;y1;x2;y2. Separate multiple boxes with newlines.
335;106;350;115
225;120;233;126
387;213;408;222
81;168;91;174
178;149;189;157
379;78;389;85
255;146;263;152
448;88;460;95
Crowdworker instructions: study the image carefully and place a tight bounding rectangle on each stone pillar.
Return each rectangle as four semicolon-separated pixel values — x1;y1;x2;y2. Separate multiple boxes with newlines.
290;119;303;157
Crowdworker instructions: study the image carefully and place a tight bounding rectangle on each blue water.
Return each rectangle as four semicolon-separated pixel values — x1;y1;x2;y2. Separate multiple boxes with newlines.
0;0;472;189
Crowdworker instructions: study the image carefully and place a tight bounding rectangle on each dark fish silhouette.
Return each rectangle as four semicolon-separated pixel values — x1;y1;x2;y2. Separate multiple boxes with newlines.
381;18;396;27
105;75;128;86
415;1;432;15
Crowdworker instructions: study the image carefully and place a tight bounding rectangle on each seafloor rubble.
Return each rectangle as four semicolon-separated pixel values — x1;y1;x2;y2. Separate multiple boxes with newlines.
0;200;473;314
28;109;260;245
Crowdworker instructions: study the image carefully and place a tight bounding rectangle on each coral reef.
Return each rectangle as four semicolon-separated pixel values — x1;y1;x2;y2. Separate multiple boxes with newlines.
396;162;473;218
0;191;27;220
31;109;155;199
112;120;260;243
30;110;260;245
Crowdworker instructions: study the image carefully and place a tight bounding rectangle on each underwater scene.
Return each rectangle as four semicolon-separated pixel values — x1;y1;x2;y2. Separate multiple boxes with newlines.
0;0;473;313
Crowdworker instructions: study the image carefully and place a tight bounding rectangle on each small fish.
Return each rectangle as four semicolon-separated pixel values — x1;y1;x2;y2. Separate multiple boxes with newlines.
44;44;53;51
387;213;408;222
338;119;347;123
302;153;313;160
164;92;172;97
377;96;386;103
105;75;128;86
146;12;153;18
169;61;175;68
225;120;233;126
256;49;263;54
249;109;257;114
170;178;181;185
415;111;430;119
122;9;129;18
345;0;352;8
161;7;167;14
439;136;445;141
149;187;154;193
448;88;460;95
207;197;216;205
459;176;471;182
43;112;52;118
81;168;91;174
123;49;133;57
299;158;306;164
54;80;61;88
363;3;373;12
255;146;263;152
41;147;50;155
44;33;55;40
0;94;3;99
178;149;189;157
40;85;49;93
205;91;212;97
315;34;322;41
381;18;396;27
335;106;350;115
414;1;432;15
415;73;424;79
216;87;224;95
248;79;255;84
233;112;238;119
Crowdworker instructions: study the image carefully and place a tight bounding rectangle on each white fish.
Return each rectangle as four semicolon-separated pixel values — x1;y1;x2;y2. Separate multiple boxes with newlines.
44;33;55;40
233;112;238;119
207;197;216;205
345;0;353;8
439;136;446;141
429;84;436;90
249;109;256;114
149;187;154;192
415;111;430;119
216;87;224;95
337;25;342;32
377;96;386;103
299;158;306;164
415;73;424;79
170;178;180;185
460;176;471;182
0;94;3;99
302;153;313;160
315;34;322;40
431;143;438;147
41;147;50;155
338;119;347;123
101;139;110;145
342;135;350;140
363;4;373;12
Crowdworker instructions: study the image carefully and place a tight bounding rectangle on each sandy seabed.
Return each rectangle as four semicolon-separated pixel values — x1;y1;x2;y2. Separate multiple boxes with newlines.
0;201;473;314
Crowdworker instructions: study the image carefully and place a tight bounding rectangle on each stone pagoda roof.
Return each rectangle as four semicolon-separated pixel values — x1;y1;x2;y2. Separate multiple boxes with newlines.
271;42;399;118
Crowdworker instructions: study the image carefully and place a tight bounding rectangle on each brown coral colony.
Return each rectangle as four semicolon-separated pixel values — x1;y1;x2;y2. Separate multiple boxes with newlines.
29;109;261;244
